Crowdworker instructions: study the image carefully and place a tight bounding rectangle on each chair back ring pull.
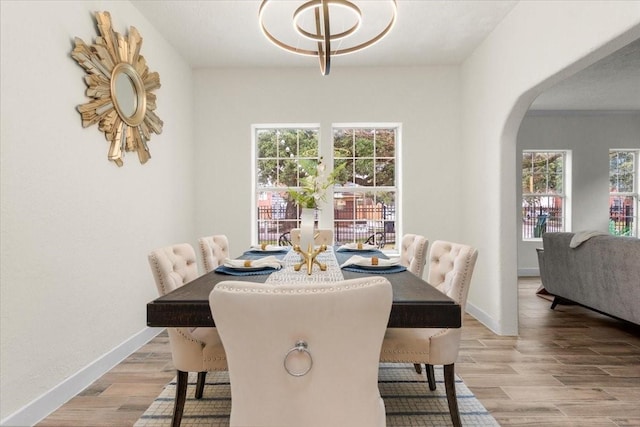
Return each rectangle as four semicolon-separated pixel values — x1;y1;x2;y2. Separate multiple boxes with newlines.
283;340;313;377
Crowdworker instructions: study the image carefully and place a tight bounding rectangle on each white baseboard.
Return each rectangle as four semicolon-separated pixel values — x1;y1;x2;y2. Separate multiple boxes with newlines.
518;268;540;277
0;327;164;427
466;302;518;336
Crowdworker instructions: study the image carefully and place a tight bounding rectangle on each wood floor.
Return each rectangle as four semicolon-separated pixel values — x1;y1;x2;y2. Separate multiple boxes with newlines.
37;277;640;426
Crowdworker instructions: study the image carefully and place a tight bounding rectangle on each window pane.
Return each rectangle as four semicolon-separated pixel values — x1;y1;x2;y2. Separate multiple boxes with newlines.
297;158;317;180
257;159;277;187
355;158;374;186
609;195;635;236
334;191;355;220
279;159;299;186
522;195;564;239
298;129;318;157
334;129;353;157
551;155;563;174
335;158;353;185
549;172;563;193
257;191;299;244
375;129;395;158
279;130;298;157
376;191;396;247
530;173;548;193
376;159;395;186
610;151;636;193
355;131;374;157
257;130;277;158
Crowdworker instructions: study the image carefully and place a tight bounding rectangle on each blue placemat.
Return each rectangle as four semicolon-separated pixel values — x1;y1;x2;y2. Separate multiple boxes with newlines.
341;265;407;274
241;249;290;260
214;266;279;276
333;248;388;265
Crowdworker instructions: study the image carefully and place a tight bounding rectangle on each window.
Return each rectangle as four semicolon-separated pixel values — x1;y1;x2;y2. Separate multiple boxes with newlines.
609;150;638;237
253;123;401;249
333;126;399;249
522;151;568;240
254;125;320;245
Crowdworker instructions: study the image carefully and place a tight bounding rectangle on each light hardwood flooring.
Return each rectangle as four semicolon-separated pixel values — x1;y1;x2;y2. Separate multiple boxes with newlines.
37;277;640;426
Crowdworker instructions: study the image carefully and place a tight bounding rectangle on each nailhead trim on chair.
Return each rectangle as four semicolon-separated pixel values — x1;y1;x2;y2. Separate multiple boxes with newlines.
400;234;428;278
176;328;205;345
203;355;227;363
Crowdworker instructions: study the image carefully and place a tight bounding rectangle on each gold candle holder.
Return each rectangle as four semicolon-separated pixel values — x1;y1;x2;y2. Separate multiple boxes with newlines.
293;244;327;275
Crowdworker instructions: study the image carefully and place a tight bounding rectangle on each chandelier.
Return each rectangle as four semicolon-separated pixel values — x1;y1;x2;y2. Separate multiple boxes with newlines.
259;0;397;75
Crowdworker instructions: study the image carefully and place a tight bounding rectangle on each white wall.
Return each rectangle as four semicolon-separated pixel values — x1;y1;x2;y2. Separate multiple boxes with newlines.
517;112;640;274
192;67;464;255
0;1;195;421
460;1;640;335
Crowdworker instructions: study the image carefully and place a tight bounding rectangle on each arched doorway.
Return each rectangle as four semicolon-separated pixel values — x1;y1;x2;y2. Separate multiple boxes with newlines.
460;2;640;335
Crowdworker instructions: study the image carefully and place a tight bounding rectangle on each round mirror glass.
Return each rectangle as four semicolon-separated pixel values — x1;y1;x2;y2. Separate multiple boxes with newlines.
114;72;137;118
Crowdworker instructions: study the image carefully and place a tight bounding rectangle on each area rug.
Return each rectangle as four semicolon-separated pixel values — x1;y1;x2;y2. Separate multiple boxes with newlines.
135;364;499;426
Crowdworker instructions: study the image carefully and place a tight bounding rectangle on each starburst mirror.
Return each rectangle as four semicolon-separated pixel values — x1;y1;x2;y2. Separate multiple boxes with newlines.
71;11;163;166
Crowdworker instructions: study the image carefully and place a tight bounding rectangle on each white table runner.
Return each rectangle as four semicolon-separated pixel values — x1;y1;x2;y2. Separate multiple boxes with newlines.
265;246;345;284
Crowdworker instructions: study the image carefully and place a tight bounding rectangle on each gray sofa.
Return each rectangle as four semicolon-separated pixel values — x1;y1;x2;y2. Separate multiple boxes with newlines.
537;232;640;325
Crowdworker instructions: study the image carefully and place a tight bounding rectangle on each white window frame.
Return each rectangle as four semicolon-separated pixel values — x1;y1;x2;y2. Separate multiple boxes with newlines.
332;123;402;252
251;122;402;250
521;150;571;241
609;149;639;237
251;124;321;245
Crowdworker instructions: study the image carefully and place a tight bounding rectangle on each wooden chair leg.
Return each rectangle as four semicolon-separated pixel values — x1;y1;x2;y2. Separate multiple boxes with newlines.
195;371;207;399
426;364;436;391
444;363;461;427
414;363;422;374
173;370;188;427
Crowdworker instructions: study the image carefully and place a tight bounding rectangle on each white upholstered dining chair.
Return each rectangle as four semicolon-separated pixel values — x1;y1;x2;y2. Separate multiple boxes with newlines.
399;233;429;278
148;243;227;427
290;228;334;246
380;240;478;427
209;277;393;427
198;234;230;273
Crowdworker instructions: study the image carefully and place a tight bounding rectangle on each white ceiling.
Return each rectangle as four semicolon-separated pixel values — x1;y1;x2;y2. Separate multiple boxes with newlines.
131;0;640;111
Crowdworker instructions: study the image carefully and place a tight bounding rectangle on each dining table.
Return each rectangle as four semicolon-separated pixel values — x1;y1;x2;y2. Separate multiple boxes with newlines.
147;246;461;329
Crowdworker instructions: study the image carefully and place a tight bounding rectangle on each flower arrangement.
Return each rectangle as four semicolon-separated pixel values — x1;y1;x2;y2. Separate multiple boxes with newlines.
288;157;344;209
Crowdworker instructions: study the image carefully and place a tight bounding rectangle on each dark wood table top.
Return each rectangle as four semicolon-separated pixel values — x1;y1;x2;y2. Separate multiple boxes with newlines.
147;266;461;329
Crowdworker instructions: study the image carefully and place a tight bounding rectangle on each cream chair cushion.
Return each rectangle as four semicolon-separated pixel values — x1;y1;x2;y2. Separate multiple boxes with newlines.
198;234;230;273
290;228;334;246
380;272;463;365
210;277;392;427
148;244;226;372
399;234;429;278
381;241;478;365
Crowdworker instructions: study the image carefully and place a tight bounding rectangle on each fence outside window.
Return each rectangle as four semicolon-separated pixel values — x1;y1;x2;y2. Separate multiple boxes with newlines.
522;205;563;239
257;205;396;248
609;195;636;236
